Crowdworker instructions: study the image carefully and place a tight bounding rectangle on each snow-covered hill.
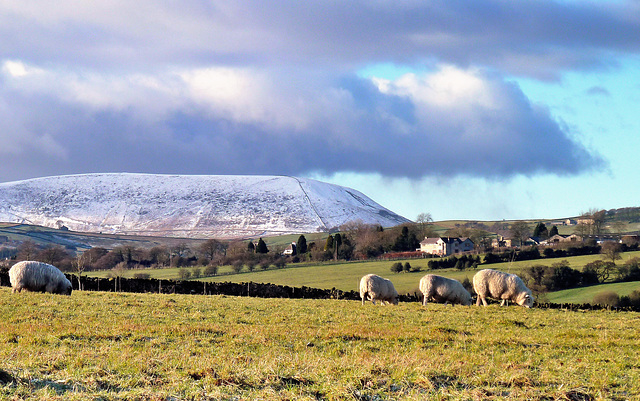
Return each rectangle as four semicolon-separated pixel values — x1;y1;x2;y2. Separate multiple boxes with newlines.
0;173;410;239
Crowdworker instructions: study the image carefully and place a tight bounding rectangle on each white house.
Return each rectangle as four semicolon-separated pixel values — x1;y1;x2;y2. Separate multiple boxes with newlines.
282;242;296;256
419;237;474;256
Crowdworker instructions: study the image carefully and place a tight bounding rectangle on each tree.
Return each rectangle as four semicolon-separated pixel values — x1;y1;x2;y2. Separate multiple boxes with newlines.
584;260;616;283
533;222;548;239
111;262;127;292
415;212;436;239
247;241;256;253
601;242;622;265
17;240;39;261
324;235;334;252
590;209;607;236
83;247;108;269
73;252;90;291
333;233;342;260
549;225;559;237
256;238;268;254
113;245;139;265
296;235;308;255
509;222;531;247
231;260;244;273
204;264;219;276
393;226;413;252
37;245;69;266
148;246;170;267
199;239;226;261
171;243;190;258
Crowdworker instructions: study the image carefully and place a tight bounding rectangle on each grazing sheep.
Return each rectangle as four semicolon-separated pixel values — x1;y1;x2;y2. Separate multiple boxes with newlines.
9;261;73;295
419;274;473;306
359;274;399;305
473;269;533;308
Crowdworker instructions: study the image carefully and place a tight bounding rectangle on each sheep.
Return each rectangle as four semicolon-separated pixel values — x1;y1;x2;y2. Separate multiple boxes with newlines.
473;269;533;308
419;274;473;306
9;261;73;295
359;274;399;305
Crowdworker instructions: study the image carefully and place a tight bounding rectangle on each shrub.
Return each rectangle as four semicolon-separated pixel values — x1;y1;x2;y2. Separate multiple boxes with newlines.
133;273;151;279
178;268;191;280
390;262;403;273
619;290;640;308
592;291;619;307
191;267;201;278
403;262;412;272
231;260;244;273
204;265;218;276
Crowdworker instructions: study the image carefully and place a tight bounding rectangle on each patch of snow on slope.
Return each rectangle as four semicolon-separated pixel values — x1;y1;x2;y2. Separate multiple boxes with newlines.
0;173;410;238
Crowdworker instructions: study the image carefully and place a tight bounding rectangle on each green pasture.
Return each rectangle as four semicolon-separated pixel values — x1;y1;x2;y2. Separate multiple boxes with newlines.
1;288;639;400
546;281;640;304
200;251;640;294
84;251;640;301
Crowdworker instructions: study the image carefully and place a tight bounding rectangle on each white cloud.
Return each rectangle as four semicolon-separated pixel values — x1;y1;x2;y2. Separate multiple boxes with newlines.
0;58;603;180
374;65;497;111
2;60;44;77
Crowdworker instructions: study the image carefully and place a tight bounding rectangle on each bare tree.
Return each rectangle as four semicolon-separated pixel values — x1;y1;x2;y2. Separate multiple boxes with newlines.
198;239;227;261
173;243;190;257
583;208;607;236
111;262;128;292
73;252;90;291
574;223;591;239
148;246;170;267
601;242;622;265
415;212;436;239
37;245;70;266
17;240;39;261
509;221;531;247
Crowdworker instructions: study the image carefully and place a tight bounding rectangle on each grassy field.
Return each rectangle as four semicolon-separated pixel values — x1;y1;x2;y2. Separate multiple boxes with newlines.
85;251;640;303
546;281;640;304
198;252;640;294
1;288;639;400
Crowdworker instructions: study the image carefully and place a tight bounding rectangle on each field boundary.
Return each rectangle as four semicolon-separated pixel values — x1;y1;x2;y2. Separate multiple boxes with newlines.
2;269;640;312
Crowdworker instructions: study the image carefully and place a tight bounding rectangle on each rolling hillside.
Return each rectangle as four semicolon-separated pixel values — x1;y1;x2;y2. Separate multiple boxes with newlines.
0;173;410;239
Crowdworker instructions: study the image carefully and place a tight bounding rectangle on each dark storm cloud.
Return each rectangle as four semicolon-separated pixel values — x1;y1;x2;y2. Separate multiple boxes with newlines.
2;1;638;76
0;63;604;182
0;0;630;182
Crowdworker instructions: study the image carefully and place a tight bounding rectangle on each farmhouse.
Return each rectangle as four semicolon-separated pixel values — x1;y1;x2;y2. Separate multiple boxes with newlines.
282;242;296;256
419;237;474;256
543;234;582;245
491;235;512;248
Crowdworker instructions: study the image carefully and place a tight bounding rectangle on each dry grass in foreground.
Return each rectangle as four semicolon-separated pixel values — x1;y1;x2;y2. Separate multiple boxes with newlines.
1;287;639;400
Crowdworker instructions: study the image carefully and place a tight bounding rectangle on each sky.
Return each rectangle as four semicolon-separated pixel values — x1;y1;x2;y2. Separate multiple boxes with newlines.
1;1;639;222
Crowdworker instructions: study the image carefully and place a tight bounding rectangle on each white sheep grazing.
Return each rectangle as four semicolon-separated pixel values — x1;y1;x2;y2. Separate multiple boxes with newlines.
419;274;473;306
359;274;399;305
9;261;73;295
473;269;533;308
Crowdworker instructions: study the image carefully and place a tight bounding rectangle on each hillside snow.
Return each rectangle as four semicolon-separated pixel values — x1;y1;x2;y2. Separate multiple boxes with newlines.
0;173;410;238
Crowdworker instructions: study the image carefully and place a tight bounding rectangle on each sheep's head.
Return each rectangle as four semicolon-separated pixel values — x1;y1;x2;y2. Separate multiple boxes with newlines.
517;293;534;308
58;281;72;296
